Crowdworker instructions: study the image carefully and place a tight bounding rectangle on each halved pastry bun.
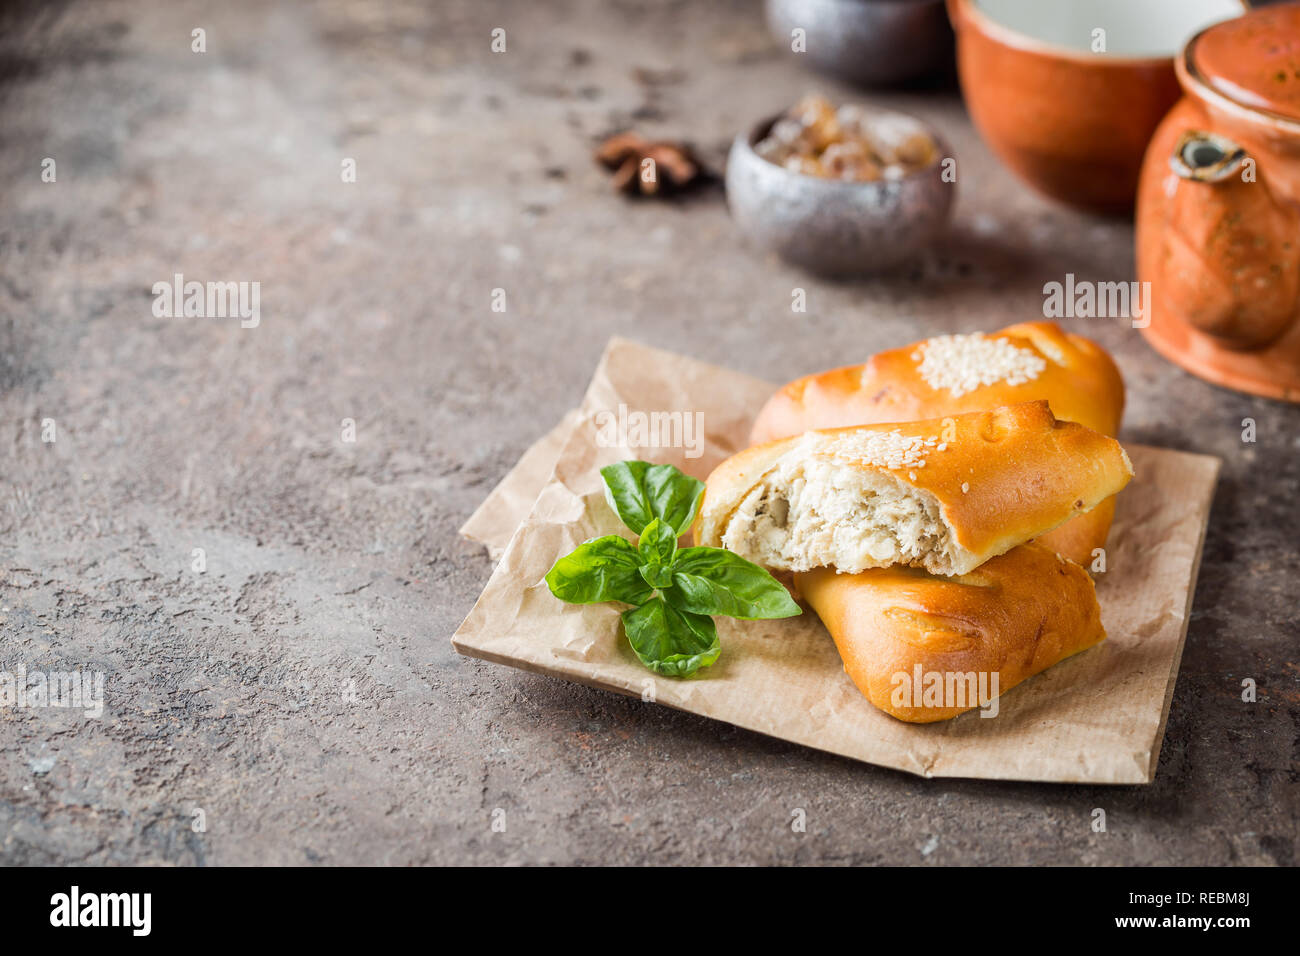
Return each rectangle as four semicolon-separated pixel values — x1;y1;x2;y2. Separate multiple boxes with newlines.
696;401;1133;578
797;542;1106;723
748;322;1126;566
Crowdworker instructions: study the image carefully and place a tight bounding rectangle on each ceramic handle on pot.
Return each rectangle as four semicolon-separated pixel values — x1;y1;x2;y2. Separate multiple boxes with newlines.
1170;131;1247;183
1156;130;1300;350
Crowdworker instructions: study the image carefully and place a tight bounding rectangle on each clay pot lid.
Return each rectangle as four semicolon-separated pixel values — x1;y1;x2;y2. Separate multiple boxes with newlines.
1190;3;1300;120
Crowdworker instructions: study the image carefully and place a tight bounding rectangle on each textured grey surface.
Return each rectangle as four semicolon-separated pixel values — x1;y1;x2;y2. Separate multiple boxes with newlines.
0;0;1295;866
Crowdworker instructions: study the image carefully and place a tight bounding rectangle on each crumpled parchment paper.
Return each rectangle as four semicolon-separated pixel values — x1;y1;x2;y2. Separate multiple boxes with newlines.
454;338;1221;784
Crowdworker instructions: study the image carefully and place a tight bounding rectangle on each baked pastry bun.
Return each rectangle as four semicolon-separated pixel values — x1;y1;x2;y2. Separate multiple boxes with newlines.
749;322;1125;565
697;401;1133;577
797;542;1106;722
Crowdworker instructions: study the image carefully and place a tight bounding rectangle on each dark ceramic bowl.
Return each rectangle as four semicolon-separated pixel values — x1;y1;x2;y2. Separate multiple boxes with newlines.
765;0;953;87
725;109;955;276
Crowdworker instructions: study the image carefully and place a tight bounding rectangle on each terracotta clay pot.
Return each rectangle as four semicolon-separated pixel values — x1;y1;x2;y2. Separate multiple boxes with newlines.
1136;2;1300;401
947;0;1246;213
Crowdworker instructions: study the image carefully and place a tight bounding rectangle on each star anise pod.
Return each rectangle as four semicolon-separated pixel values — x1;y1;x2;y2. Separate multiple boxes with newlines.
594;132;704;197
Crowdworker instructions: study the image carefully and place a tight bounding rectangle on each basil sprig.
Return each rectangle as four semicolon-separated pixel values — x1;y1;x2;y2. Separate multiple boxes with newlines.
545;461;800;677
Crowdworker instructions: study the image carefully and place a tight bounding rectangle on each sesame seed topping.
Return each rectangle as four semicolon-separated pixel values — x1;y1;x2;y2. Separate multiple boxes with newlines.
914;333;1046;398
819;429;933;471
1037;339;1065;365
961;482;970;493
909;471;917;481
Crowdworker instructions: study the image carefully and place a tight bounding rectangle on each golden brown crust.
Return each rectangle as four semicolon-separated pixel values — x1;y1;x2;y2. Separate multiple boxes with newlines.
797;542;1106;722
697;401;1134;576
749;322;1125;564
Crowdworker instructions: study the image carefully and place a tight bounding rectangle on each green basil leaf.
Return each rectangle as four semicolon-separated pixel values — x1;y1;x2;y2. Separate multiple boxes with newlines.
664;547;802;620
545;535;653;606
637;517;677;569
640;564;675;590
600;461;706;536
620;597;720;677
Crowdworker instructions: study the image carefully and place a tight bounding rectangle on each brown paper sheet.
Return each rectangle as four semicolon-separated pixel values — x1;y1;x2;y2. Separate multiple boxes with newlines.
453;338;1221;784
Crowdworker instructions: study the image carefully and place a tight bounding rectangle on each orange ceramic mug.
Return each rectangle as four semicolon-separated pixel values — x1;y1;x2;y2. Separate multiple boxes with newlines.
1136;2;1300;402
948;0;1247;213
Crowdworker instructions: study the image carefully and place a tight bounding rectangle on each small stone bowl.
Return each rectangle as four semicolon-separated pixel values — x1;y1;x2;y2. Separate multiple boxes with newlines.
725;109;955;277
765;0;954;87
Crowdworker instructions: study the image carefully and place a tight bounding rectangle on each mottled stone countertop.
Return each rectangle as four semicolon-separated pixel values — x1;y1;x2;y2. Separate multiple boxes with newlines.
1;0;1295;865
